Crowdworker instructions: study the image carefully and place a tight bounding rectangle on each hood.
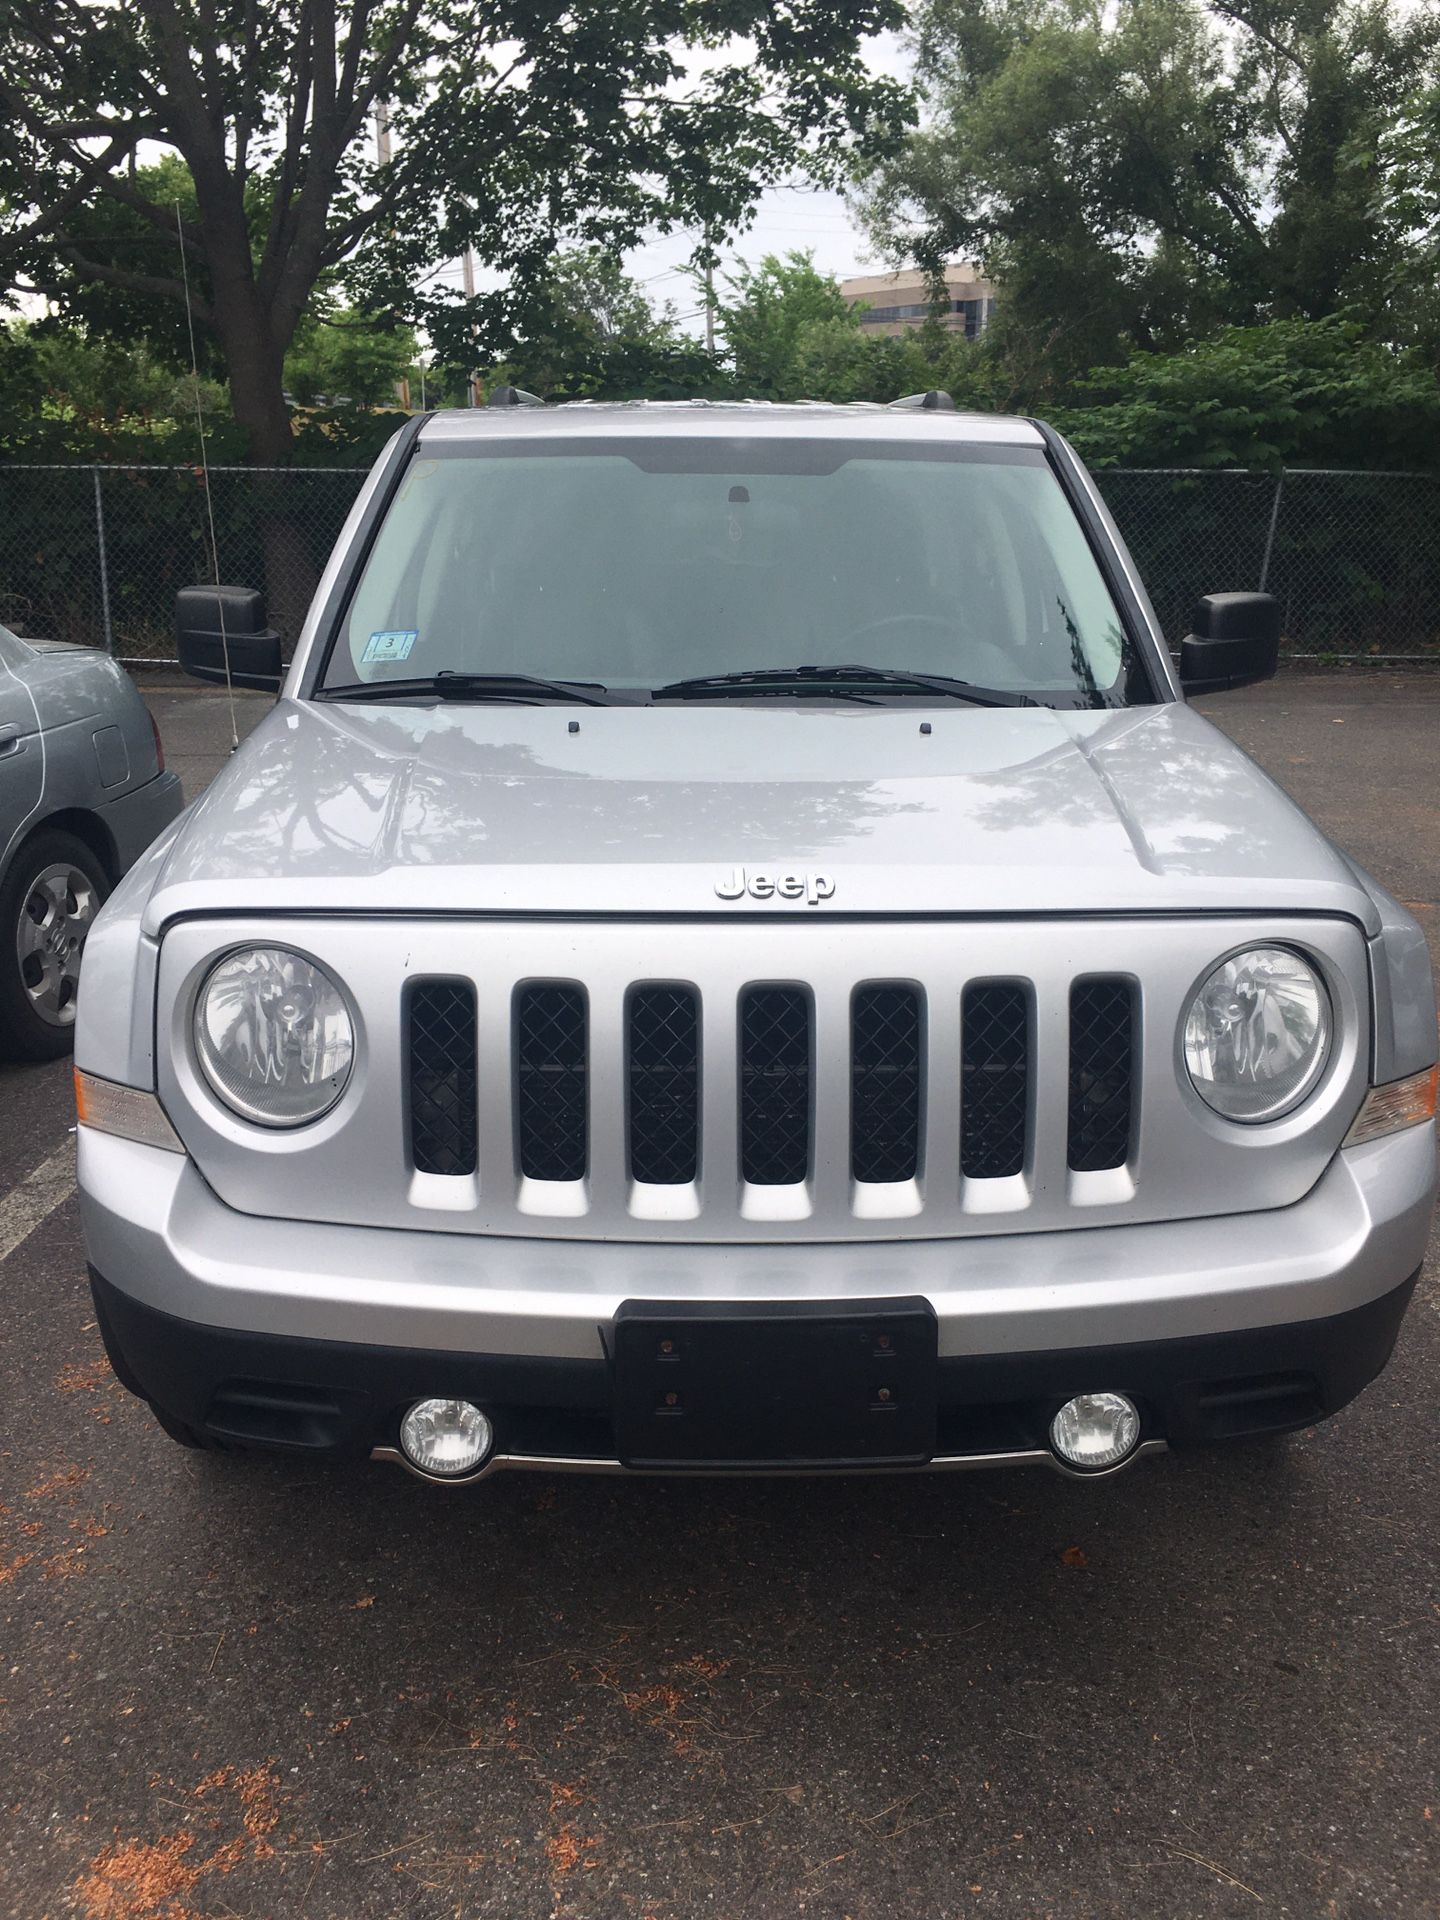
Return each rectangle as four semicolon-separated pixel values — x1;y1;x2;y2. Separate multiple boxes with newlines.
142;696;1376;933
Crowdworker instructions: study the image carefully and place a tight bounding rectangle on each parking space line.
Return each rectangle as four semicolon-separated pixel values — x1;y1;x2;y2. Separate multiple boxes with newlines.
0;1138;78;1263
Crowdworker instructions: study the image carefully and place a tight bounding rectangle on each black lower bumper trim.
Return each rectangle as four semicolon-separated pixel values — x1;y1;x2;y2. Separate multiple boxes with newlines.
89;1267;1419;1468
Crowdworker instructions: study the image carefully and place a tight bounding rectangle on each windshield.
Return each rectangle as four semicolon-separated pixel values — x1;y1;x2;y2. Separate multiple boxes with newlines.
322;438;1146;707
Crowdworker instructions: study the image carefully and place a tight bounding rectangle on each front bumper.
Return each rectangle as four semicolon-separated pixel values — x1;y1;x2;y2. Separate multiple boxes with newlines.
80;1122;1435;1472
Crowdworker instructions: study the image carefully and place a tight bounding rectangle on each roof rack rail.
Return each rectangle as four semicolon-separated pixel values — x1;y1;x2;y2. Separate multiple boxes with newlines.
889;389;957;412
487;385;543;408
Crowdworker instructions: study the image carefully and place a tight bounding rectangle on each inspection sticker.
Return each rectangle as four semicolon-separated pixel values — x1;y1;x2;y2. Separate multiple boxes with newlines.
363;628;418;663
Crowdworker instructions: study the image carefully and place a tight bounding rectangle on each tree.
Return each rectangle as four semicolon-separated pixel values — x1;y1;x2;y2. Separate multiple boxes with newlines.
1050;317;1440;471
491;247;731;401
1378;82;1440;364
26;154;225;380
548;247;679;347
284;306;417;409
0;0;908;468
721;250;866;397
858;0;1440;394
717;248;1005;404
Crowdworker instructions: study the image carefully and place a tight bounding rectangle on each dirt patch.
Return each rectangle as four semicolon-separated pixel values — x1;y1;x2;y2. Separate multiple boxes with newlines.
73;1834;200;1920
74;1765;285;1920
55;1359;113;1394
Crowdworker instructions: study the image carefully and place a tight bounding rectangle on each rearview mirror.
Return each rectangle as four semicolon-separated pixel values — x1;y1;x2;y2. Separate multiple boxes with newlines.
1179;592;1280;695
175;585;283;692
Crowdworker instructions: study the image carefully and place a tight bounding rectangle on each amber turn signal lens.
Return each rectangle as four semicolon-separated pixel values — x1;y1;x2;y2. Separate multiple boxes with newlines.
74;1069;185;1153
1343;1065;1438;1148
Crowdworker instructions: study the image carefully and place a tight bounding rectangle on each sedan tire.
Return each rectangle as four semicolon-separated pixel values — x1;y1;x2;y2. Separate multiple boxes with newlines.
0;828;109;1060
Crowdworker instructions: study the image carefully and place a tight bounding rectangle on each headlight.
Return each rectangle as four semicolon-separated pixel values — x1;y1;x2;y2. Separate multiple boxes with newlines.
194;946;354;1126
1183;946;1331;1122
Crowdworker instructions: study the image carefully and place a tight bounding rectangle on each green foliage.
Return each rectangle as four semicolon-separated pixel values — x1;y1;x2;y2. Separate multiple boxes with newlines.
860;0;1440;390
1051;319;1440;470
0;315;404;467
40;156;222;378
713;249;1021;406
495;334;734;403
0;318;238;462
721;251;866;396
284;308;418;409
486;247;731;399
549;249;678;347
10;251;1440;482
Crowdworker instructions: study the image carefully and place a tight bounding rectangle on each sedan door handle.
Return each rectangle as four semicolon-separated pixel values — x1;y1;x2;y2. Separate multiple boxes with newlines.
0;724;21;753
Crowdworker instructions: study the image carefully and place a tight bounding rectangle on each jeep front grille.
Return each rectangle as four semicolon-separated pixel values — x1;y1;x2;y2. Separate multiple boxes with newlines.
851;984;922;1183
1067;977;1137;1173
411;966;1140;1203
740;987;812;1184
408;980;478;1177
960;981;1029;1180
628;986;700;1185
515;985;588;1181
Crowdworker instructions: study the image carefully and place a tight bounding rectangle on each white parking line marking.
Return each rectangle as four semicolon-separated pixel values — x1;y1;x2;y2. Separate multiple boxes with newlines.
0;1138;78;1264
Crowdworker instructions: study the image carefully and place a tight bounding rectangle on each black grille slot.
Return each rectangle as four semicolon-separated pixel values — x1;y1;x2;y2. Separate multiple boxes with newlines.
961;981;1029;1180
629;987;700;1185
851;985;922;1182
516;985;588;1181
740;988;811;1184
1068;978;1136;1172
408;981;478;1176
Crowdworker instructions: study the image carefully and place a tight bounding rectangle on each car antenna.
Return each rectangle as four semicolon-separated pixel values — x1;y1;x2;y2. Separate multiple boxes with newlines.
176;199;240;753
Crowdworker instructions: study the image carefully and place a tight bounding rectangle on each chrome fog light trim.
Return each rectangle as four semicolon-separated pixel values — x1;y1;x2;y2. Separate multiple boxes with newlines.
398;1399;494;1479
1049;1392;1142;1472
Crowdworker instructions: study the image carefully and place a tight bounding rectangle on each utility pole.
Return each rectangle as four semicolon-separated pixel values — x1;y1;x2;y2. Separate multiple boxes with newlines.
462;248;480;406
375;105;411;408
703;227;715;354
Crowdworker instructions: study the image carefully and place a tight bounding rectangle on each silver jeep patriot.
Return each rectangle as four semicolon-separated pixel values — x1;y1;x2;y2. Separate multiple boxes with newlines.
75;398;1438;1484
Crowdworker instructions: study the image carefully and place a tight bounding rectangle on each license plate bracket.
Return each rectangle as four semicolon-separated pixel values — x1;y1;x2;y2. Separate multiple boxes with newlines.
612;1298;938;1469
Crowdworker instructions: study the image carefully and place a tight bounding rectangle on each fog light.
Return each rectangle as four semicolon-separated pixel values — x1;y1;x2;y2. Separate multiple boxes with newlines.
1049;1392;1140;1472
399;1399;493;1479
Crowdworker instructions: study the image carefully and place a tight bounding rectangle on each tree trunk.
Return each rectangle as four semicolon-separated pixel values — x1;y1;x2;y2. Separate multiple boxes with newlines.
219;304;319;652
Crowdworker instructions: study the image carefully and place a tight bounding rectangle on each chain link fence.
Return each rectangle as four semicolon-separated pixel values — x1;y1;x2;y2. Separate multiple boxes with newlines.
1097;468;1440;662
0;460;1437;664
0;463;367;662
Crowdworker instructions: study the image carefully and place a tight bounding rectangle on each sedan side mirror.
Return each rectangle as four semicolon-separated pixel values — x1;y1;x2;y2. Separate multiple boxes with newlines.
1179;592;1280;695
175;585;283;692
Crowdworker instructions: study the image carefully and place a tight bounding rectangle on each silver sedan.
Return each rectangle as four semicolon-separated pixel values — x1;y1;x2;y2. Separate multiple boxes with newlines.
0;624;182;1058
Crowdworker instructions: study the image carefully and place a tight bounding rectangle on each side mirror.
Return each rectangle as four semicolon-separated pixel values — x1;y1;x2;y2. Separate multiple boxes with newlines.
175;585;283;692
1179;592;1280;695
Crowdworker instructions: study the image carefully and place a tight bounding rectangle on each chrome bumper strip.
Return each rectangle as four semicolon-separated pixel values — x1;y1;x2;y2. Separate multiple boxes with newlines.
370;1437;1169;1486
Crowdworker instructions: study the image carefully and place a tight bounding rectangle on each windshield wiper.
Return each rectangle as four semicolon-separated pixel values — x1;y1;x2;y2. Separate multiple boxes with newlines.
651;664;1036;708
319;671;612;706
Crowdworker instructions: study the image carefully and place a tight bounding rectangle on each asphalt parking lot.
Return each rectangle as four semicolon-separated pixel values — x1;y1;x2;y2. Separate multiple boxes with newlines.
1;673;1436;1920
